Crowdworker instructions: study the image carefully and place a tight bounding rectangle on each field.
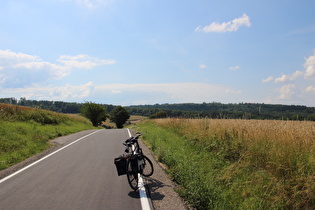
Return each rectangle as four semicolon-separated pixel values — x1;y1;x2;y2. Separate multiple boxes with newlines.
102;115;147;128
0;103;95;170
136;118;315;209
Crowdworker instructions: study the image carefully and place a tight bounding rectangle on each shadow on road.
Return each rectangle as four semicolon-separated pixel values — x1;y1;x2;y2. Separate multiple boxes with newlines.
145;177;172;201
128;190;140;198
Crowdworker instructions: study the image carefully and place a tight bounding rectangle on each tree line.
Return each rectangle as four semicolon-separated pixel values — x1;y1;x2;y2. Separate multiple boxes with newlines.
1;98;315;121
128;102;315;121
0;98;129;128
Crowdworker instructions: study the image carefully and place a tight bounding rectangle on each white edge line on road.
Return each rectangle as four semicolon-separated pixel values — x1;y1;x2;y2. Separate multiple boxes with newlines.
127;129;153;210
138;174;153;210
0;130;101;185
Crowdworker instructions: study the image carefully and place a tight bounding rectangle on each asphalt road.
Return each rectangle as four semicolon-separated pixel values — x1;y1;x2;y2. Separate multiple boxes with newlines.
0;129;144;210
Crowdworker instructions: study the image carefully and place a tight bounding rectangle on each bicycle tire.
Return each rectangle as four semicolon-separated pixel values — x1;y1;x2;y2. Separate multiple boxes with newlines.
141;155;154;177
126;159;138;191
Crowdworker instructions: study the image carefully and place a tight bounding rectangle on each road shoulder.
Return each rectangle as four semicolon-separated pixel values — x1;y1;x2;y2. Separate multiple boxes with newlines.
138;139;194;210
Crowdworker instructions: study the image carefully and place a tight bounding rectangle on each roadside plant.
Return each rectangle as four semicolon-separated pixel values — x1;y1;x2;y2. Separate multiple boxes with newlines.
80;102;107;127
110;106;130;128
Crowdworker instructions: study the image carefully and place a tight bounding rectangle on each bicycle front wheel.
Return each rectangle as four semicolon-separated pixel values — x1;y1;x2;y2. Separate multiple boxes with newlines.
141;155;154;177
127;159;138;191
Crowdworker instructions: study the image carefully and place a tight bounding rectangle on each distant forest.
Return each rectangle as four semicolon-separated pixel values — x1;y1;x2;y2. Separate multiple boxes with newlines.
1;97;315;121
0;98;116;114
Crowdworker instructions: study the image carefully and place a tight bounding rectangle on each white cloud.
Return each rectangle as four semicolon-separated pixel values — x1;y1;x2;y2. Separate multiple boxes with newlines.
195;13;251;33
57;54;116;69
274;71;304;83
274;74;289;83
0;49;115;88
199;64;207;69
111;90;122;94
266;51;315;85
229;65;240;71
1;82;244;105
262;51;315;105
2;82;95;101
304;51;315;79
0;49;39;62
94;83;242;105
305;86;315;94
225;88;241;94
262;76;274;83
278;84;296;100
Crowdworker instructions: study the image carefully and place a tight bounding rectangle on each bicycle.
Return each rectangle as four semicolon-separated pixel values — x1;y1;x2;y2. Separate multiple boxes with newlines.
114;133;154;191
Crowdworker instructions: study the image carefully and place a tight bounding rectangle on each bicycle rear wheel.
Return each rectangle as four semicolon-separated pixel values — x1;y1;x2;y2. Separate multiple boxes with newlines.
141;155;154;177
127;159;138;191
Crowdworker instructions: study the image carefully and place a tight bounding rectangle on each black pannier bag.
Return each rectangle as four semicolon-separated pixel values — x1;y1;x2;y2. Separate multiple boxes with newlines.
114;156;127;176
130;155;139;173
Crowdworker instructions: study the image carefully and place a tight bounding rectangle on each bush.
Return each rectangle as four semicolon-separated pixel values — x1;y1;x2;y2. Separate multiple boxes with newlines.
80;102;107;127
110;106;130;128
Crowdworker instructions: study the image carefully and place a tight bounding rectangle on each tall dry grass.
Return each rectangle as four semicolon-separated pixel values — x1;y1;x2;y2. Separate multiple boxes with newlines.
154;119;315;172
150;118;315;208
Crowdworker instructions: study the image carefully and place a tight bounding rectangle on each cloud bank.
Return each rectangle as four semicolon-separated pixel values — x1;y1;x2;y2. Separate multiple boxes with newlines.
0;49;115;88
195;13;251;33
262;50;315;104
0;49;243;105
1;82;242;105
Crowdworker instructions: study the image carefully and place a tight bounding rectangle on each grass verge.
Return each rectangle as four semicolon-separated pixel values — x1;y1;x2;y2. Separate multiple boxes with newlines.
0;103;95;170
136;119;315;209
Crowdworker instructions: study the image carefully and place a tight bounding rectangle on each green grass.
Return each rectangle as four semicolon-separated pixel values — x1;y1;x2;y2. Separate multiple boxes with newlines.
137;121;229;209
0;103;95;170
136;119;315;210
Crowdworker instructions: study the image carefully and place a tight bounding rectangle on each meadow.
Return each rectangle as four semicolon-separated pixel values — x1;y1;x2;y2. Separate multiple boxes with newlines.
0;103;95;170
136;118;315;209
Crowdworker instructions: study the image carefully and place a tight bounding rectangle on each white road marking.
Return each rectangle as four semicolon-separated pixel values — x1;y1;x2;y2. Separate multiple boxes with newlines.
138;174;153;210
127;129;153;210
0;130;101;184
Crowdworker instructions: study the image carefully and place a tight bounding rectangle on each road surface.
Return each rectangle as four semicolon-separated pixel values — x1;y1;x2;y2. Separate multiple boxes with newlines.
0;129;146;210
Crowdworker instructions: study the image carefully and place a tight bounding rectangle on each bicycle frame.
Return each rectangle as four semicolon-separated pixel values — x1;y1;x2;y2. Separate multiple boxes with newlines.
130;148;144;173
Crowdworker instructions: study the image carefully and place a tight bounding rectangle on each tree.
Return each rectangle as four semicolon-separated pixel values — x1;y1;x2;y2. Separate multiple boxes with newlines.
80;102;107;127
110;106;130;128
149;111;167;119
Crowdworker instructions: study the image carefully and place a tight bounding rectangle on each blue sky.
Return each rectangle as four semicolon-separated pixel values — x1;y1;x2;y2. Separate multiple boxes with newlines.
1;0;315;106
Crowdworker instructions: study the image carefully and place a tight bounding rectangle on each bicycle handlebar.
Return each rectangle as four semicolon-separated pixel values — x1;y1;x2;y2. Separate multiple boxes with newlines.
122;133;142;146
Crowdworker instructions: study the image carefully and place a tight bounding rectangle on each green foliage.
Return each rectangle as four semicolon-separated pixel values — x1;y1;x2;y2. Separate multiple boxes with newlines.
2;98;315;121
137;121;228;209
0;103;95;170
136;120;315;209
110;106;130;128
128;102;315;121
80;102;107;127
0;97;117;114
149;111;168;119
